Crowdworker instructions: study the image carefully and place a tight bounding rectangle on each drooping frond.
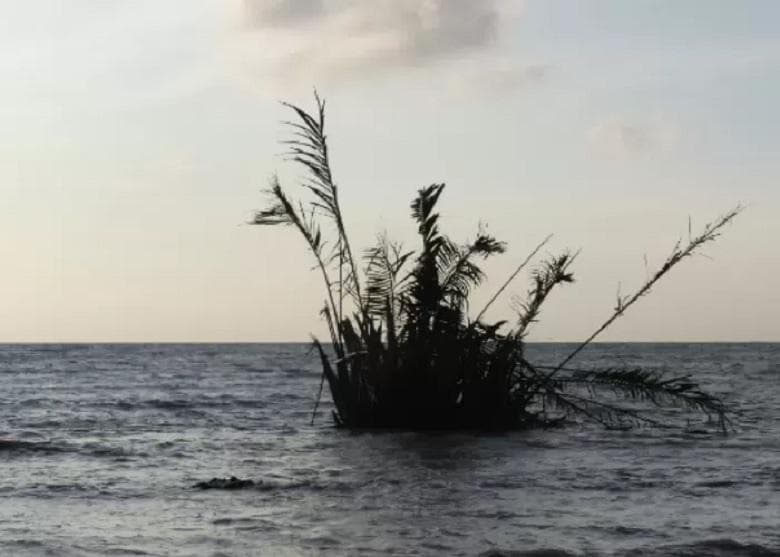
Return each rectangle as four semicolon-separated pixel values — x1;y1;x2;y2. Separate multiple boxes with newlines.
554;366;729;419
252;202;291;226
540;388;664;430
534;364;730;431
252;177;293;226
252;178;324;257
440;231;506;309
251;177;338;336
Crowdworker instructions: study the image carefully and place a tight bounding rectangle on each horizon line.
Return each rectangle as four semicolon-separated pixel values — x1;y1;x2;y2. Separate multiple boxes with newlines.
0;340;777;345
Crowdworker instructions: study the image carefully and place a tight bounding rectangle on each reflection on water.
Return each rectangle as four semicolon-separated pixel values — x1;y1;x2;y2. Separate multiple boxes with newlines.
0;343;778;556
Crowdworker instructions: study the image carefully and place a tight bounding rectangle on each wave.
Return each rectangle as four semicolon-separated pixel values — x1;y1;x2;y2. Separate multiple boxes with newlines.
0;438;65;455
0;438;143;460
628;538;780;557
106;397;273;411
482;540;780;557
480;550;576;557
192;475;357;494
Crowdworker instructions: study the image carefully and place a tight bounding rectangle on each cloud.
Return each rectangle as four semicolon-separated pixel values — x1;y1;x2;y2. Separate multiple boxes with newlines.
243;0;324;26
448;60;548;97
587;116;680;158
234;0;533;92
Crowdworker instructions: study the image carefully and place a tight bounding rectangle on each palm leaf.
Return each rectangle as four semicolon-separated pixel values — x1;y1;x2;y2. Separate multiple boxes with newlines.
534;364;730;431
513;252;576;337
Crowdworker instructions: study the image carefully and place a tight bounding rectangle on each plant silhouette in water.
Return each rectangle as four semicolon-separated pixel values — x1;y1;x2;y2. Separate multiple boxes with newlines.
253;95;740;431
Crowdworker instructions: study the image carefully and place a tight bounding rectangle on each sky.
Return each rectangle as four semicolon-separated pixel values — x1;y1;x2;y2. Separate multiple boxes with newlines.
0;0;778;342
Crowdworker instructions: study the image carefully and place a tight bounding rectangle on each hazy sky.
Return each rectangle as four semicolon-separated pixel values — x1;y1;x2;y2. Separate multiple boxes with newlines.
1;0;778;342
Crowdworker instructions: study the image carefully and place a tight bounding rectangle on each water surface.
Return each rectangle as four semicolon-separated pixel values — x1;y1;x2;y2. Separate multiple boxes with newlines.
1;343;778;556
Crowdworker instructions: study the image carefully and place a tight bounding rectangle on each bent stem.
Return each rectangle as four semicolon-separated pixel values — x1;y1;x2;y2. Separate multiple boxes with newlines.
547;205;743;380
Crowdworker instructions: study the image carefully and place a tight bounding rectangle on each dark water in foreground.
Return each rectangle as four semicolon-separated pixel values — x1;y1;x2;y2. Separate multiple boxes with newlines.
0;343;778;556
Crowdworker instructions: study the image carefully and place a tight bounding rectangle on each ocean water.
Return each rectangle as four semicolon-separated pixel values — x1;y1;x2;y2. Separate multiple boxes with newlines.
0;343;778;557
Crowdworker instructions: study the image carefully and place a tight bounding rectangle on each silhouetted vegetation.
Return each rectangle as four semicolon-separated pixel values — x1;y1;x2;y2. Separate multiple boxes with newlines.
253;95;741;432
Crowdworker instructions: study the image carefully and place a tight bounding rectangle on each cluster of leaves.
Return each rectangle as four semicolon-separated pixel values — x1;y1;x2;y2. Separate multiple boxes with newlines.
253;95;740;432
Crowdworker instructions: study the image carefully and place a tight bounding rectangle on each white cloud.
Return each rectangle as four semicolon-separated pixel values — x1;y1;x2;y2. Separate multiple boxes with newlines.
234;0;533;92
588;116;680;158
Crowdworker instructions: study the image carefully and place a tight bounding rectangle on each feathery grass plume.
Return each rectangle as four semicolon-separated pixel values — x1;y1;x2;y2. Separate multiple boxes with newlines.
252;95;741;432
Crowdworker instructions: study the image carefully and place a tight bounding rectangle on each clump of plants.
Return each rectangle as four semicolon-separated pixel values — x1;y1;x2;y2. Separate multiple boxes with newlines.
253;95;741;432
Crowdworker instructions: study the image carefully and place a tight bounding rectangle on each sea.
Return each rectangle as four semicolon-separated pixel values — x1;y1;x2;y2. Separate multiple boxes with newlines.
0;343;778;557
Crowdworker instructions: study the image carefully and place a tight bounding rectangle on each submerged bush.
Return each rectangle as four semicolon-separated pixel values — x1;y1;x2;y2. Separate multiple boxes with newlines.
253;95;740;432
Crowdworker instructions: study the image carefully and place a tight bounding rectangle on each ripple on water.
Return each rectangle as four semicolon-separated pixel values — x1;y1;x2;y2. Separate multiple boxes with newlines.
1;343;779;556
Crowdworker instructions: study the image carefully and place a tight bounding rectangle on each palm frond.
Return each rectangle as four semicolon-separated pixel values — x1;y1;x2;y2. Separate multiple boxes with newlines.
440;231;506;309
281;94;364;313
411;183;446;244
556;366;728;417
401;184;451;325
475;234;552;323
364;234;413;319
251;177;339;337
513;251;576;337
280;95;337;222
533;364;730;431
252;177;293;226
541;388;665;429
